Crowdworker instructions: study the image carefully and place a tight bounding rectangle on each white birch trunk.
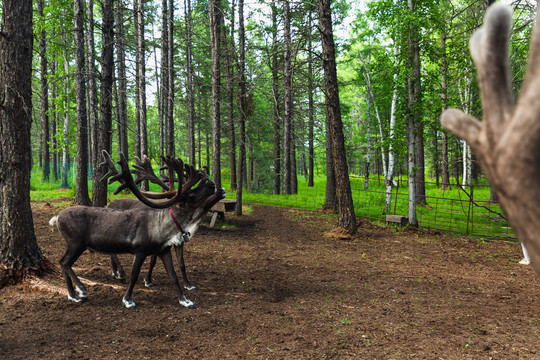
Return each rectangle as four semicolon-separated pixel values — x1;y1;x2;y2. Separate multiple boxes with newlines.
61;48;70;188
385;67;398;213
361;59;388;181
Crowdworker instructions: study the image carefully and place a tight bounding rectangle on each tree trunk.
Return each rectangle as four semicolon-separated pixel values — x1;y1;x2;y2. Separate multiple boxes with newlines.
87;0;99;179
384;52;399;214
282;0;293;195
0;0;44;284
319;0;357;233
51;60;59;181
166;0;175;158
185;0;195;164
406;0;420;224
441;29;450;190
365;93;371;189
271;1;281;195
61;47;70;189
209;0;222;188
73;0;91;205
92;0;114;208
224;0;237;190
307;9;315;188
408;0;426;206
135;0;148;190
115;0;128;157
235;0;246;215
160;0;169;160
39;0;50;182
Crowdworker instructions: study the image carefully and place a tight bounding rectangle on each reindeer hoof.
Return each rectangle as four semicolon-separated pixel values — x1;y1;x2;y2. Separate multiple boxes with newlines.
67;294;86;303
144;280;155;288
179;296;195;308
122;298;137;308
75;286;88;299
112;272;126;283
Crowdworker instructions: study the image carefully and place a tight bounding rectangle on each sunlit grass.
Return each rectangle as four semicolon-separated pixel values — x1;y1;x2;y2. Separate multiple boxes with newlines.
30;165;514;240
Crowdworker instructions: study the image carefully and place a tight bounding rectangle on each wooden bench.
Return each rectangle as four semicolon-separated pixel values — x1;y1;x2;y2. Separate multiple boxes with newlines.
209;199;236;228
385;215;409;226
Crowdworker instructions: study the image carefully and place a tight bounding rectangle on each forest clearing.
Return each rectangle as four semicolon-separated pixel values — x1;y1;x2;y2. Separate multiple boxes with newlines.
1;199;539;359
4;0;540;359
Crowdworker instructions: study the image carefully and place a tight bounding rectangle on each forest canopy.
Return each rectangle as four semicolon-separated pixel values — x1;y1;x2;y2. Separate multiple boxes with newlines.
29;0;536;195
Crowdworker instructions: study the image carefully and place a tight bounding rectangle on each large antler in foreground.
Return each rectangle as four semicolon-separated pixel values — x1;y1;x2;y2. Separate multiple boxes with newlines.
441;4;540;274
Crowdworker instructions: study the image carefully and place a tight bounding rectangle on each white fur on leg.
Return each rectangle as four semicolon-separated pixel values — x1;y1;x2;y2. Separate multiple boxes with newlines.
179;296;194;308
75;286;87;299
184;284;196;291
67;294;84;303
122;297;137;308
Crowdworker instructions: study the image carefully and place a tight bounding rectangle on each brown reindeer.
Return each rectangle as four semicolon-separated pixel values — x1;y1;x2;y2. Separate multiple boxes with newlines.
107;155;203;290
50;151;225;308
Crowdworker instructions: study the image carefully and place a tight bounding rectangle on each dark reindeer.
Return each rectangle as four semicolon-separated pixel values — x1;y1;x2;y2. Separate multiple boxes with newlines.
49;151;225;308
107;155;203;290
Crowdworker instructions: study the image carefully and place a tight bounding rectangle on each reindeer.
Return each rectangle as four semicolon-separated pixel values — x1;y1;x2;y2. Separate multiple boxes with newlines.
106;155;200;290
49;151;225;308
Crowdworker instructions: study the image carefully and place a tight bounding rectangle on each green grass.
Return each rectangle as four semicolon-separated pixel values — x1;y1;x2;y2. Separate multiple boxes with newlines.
30;166;515;241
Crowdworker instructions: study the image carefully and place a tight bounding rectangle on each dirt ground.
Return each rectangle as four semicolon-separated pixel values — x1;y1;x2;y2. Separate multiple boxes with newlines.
1;200;540;359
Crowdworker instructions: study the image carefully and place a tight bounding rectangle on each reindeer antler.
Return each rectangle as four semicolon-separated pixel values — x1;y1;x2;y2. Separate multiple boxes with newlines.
101;151;186;209
440;3;540;275
132;155;170;191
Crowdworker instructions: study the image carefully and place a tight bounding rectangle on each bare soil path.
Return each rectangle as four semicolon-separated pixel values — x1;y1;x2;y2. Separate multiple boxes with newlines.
1;201;539;359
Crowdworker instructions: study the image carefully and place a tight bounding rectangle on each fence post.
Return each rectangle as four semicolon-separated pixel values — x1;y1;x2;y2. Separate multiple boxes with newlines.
470;185;474;236
466;184;473;236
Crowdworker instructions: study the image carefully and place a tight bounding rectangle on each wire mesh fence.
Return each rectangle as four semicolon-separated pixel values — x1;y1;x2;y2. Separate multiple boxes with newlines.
35;166;515;241
223;175;516;242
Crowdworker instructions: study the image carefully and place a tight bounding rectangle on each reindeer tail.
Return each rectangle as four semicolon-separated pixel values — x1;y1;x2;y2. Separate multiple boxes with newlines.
49;215;59;228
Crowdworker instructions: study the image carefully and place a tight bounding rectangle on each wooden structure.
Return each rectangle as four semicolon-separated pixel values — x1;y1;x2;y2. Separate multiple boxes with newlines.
209;199;236;228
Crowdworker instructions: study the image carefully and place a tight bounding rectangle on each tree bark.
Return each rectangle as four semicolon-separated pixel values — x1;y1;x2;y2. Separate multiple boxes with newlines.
115;0;128;158
407;0;426;207
185;0;195;164
307;8;315;188
319;0;357;233
87;0;99;177
0;0;44;284
92;0;114;208
39;0;50;182
271;1;281;195
235;0;246;215
209;0;222;188
134;0;148;190
61;47;70;189
51;60;59;181
73;0;91;205
224;0;237;190
166;0;175;158
282;0;293;195
160;0;169;161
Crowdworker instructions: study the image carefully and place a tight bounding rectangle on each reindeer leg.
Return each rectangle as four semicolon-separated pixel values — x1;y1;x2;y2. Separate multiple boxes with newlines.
110;255;126;282
174;244;195;290
60;245;88;303
122;253;147;308
159;250;194;308
143;254;158;288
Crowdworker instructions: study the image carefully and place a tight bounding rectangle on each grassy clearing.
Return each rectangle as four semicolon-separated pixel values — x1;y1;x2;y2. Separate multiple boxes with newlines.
30;166;515;241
